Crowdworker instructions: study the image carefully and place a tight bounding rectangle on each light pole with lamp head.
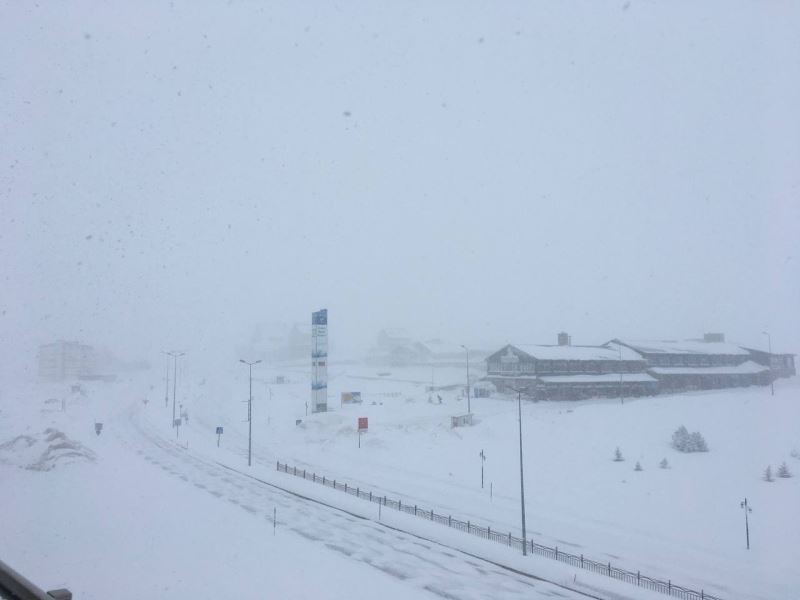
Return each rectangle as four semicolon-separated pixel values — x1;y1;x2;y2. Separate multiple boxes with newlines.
461;345;471;414
762;332;774;396
164;353;170;407
164;351;185;427
240;359;262;466
509;386;528;556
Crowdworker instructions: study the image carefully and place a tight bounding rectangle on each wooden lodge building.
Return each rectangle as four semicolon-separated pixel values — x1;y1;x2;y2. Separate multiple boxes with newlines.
485;333;658;400
611;335;774;392
485;332;795;400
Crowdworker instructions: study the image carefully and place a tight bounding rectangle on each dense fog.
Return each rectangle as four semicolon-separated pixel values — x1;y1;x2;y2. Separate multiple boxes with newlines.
2;1;798;377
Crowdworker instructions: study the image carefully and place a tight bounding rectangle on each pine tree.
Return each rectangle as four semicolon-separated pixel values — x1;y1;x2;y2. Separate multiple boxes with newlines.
672;426;709;453
613;447;624;462
672;426;689;451
659;458;669;469
763;465;774;482
777;462;792;478
634;461;643;471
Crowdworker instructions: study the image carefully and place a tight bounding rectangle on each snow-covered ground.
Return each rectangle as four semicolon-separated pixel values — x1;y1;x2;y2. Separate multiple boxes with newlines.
2;364;797;599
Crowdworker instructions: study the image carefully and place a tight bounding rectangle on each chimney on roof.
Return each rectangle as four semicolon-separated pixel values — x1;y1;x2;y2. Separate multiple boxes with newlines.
558;332;571;346
703;333;725;343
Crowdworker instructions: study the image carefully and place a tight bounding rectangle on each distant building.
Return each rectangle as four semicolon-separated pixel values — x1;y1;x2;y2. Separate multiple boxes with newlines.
740;347;796;379
612;335;772;392
38;341;97;381
368;330;486;367
238;322;312;363
485;333;657;400
484;331;794;400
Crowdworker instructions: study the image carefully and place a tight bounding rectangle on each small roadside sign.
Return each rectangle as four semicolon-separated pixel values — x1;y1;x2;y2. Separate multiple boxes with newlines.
216;426;223;447
358;417;368;432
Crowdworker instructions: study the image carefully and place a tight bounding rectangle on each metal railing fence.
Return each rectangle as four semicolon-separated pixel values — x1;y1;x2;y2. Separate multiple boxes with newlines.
276;461;722;600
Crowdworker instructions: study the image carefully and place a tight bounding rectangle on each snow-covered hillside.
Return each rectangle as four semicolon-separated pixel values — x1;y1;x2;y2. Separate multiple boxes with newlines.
2;365;796;599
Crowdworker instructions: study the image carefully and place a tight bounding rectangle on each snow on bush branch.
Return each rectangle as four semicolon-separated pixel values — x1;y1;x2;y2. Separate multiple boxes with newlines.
671;425;709;453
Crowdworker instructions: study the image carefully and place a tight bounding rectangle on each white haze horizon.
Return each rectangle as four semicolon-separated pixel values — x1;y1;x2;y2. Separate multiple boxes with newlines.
2;1;799;379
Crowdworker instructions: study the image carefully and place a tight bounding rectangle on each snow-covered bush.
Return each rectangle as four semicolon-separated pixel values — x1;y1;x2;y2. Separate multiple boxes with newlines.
634;461;643;471
777;462;792;478
671;426;708;453
659;458;669;469
613;447;624;462
763;465;774;482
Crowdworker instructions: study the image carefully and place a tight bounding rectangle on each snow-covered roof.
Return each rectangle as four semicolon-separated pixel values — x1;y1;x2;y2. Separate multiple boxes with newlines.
740;346;796;357
509;344;643;361
616;339;751;356
648;361;768;376
422;340;468;356
537;373;657;384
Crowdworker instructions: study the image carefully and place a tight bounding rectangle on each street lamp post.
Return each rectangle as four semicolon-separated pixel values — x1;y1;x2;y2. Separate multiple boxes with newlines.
164;351;185;427
240;359;262;467
762;331;774;396
617;343;624;405
164;354;170;407
509;386;528;556
479;449;486;489
461;345;471;414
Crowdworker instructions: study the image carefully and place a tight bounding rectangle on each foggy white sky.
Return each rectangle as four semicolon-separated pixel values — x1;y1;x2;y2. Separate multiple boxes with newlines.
2;1;799;374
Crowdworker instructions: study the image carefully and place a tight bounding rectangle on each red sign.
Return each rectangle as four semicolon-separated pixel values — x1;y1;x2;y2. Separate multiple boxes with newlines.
358;417;368;432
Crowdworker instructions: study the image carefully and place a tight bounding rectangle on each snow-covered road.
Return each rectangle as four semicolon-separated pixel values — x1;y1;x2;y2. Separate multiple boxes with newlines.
120;403;607;600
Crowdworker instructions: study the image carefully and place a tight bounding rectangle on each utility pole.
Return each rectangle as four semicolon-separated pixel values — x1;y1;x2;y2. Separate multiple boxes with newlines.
461;345;471;414
510;386;528;555
618;342;624;405
164;351;185;428
762;331;774;396
240;359;262;467
740;498;752;549
480;449;486;489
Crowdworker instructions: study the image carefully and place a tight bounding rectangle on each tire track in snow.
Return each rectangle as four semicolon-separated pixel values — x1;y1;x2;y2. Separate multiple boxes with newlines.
119;405;609;600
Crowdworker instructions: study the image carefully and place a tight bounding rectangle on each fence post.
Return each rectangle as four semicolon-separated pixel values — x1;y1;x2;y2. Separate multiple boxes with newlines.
467;520;471;533
303;469;306;478
345;483;348;493
357;487;360;497
430;510;434;521
608;562;611;576
334;480;336;488
323;476;325;485
383;496;386;506
637;571;640;586
399;500;402;510
701;590;704;599
313;472;316;482
508;532;511;546
293;466;297;475
580;554;583;568
488;526;491;537
276;461;279;470
414;505;417;516
555;546;558;560
668;581;671;594
448;515;452;526
369;491;372;501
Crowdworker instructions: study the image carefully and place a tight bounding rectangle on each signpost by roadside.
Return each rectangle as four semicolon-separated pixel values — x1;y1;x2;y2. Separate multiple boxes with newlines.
174;418;182;439
216;426;223;447
358;417;368;448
